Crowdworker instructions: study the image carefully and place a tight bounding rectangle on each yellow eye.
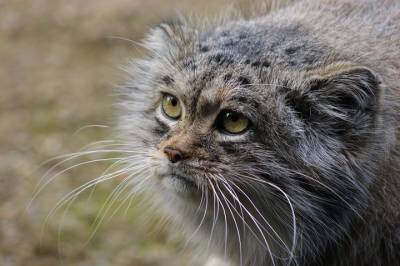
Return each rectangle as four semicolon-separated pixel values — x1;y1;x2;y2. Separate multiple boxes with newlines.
162;94;181;119
220;111;249;134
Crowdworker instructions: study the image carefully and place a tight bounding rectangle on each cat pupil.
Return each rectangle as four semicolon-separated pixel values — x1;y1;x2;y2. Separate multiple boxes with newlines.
171;98;177;106
229;112;239;122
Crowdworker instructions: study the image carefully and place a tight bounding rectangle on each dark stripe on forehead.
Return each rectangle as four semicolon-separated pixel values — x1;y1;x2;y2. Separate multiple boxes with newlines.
161;75;174;86
199;69;217;83
186;81;204;119
197;97;220;118
223;73;233;82
184;61;222;118
230;95;260;109
237;76;251;86
208;52;234;66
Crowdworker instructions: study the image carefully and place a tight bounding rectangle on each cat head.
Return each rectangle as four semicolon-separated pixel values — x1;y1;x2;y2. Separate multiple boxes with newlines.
118;20;384;263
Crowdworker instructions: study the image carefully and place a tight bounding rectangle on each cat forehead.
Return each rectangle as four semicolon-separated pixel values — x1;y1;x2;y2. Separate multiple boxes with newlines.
152;20;330;83
160;62;269;107
173;79;262;109
152;21;324;111
155;34;325;100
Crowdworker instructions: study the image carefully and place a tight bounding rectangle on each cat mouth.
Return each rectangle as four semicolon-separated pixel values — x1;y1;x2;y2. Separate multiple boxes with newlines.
160;173;199;196
170;174;197;188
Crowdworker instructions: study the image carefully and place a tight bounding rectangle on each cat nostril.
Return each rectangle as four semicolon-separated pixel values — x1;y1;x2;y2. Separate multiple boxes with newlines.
163;147;183;163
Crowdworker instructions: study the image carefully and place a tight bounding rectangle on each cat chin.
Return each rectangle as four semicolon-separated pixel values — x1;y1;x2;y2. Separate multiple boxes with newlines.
160;174;199;198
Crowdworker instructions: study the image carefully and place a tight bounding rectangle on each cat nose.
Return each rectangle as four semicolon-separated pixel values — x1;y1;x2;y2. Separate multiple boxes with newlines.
163;146;183;163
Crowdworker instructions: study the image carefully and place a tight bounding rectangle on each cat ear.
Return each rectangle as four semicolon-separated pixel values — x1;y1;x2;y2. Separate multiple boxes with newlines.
144;19;192;56
288;62;382;144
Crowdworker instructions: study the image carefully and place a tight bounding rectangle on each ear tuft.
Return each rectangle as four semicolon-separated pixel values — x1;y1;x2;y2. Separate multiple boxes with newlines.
144;19;192;56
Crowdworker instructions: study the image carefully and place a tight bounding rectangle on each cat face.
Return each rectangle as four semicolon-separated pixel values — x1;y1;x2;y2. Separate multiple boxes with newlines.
124;51;294;199
119;21;383;263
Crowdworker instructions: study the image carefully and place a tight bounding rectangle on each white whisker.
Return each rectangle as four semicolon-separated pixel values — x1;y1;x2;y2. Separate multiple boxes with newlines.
213;179;243;266
207;179;229;260
29;157;131;209
85;167;151;245
72;124;110;136
232;171;297;263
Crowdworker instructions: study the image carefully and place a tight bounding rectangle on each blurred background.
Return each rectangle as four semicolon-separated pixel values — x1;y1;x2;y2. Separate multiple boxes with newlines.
0;0;283;265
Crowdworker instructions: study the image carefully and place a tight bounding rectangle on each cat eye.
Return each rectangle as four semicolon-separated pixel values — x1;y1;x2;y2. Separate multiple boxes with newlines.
218;111;249;134
161;94;182;119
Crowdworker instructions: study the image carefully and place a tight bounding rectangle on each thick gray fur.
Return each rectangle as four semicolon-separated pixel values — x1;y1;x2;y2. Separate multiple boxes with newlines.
118;0;400;265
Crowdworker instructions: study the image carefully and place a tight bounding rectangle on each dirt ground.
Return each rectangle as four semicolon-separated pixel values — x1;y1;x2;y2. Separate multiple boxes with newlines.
0;1;245;265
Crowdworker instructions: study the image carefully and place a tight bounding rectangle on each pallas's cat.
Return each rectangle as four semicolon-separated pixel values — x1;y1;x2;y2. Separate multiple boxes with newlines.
118;0;400;265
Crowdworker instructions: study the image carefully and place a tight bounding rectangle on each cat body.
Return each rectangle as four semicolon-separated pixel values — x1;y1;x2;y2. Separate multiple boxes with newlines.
119;0;400;265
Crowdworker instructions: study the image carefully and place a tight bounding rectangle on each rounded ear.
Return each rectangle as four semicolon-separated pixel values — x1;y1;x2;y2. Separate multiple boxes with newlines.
287;62;382;146
143;19;193;57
